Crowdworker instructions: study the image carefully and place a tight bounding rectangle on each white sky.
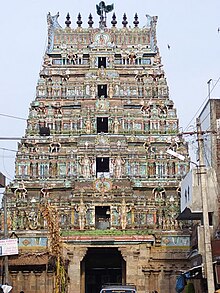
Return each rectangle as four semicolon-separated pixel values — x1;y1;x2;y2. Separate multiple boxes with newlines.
0;0;220;183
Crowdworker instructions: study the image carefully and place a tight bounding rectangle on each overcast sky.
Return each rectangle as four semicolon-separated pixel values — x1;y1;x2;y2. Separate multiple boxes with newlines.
0;0;220;183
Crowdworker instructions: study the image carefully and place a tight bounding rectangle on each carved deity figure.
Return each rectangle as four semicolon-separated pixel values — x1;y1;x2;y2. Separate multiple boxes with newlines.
85;117;92;134
96;96;110;111
107;55;114;68
114;155;125;178
120;198;131;230
14;183;27;200
98;65;106;77
111;207;119;226
40;188;49;198
108;84;114;99
43;54;52;67
169;138;178;151
50;142;61;153
152;186;166;201
79;155;91;178
76;198;87;230
91;158;96;176
91;84;96;99
113;117;120;134
151;104;158;117
109;158;114;176
129;52;136;64
28;209;39;230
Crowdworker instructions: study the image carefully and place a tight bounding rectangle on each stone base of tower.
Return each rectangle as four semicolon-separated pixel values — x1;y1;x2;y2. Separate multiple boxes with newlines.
6;236;191;293
66;242;190;293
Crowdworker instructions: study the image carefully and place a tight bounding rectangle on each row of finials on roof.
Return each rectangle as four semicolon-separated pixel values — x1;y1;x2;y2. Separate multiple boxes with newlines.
64;12;145;28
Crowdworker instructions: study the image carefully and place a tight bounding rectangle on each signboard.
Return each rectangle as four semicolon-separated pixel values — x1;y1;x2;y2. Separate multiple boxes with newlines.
0;238;18;256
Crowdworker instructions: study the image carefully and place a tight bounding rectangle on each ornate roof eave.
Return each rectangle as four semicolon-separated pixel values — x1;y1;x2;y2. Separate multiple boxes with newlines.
46;12;159;54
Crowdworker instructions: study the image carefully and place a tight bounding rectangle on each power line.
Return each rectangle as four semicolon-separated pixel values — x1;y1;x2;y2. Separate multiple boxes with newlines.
0;147;17;153
0;137;22;140
184;77;220;131
1;149;13;182
0;113;26;121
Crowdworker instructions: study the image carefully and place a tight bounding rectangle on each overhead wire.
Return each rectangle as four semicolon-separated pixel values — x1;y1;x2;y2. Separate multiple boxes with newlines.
2;149;13;182
0;147;17;153
209;173;220;225
198;111;211;127
184;77;220;131
0;23;46;127
0;113;26;121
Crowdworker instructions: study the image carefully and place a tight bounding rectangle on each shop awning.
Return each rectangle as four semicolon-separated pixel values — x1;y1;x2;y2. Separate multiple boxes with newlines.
0;253;49;266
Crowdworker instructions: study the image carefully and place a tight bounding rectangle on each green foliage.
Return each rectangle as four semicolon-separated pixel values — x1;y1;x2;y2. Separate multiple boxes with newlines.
185;282;195;293
61;229;152;237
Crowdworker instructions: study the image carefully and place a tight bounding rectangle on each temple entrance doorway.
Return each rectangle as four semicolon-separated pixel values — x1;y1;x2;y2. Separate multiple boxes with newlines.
81;247;126;293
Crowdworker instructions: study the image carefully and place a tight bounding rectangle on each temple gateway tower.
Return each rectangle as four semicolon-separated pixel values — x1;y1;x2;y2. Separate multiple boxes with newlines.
3;4;190;293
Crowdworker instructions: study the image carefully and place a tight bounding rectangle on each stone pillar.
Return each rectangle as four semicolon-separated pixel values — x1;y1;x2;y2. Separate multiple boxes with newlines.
122;259;126;285
47;271;55;293
34;271;42;293
120;247;140;286
68;247;87;293
152;270;160;292
163;270;172;293
10;271;18;292
81;259;86;293
23;271;31;293
143;270;151;293
170;271;178;293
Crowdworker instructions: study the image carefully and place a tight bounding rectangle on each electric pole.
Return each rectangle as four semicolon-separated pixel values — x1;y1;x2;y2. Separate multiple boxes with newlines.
196;117;215;292
0;173;8;284
3;192;9;285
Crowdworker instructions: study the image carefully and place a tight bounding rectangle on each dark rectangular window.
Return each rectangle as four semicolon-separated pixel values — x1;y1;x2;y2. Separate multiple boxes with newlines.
98;57;106;68
39;127;50;136
95;206;110;229
208;212;213;226
96;157;109;174
98;84;107;98
97;117;108;133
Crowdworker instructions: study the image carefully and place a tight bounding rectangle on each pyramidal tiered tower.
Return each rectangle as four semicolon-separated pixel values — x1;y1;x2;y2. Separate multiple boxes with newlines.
4;4;190;293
